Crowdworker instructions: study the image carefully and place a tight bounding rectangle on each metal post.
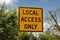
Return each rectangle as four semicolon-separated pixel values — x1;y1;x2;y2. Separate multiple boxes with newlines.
30;32;32;40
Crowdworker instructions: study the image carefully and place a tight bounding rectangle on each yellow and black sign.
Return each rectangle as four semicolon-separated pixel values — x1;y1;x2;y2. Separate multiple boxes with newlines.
19;7;43;32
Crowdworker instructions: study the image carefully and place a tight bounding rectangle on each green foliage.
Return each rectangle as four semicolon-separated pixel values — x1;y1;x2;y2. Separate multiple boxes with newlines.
45;29;59;40
56;26;60;31
38;28;60;40
0;3;18;40
18;32;37;40
38;34;46;40
18;32;29;40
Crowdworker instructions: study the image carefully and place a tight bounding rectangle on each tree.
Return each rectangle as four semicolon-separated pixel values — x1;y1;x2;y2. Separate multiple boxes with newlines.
45;8;60;39
38;8;60;40
18;32;37;40
0;3;18;40
46;9;60;31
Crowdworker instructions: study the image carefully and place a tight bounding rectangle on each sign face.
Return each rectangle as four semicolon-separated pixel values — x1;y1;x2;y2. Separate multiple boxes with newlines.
19;7;43;32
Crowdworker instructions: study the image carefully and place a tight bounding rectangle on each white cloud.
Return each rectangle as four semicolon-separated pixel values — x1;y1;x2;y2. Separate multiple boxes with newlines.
0;0;11;4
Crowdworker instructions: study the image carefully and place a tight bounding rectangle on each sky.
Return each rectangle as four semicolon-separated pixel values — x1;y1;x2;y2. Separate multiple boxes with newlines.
0;0;60;19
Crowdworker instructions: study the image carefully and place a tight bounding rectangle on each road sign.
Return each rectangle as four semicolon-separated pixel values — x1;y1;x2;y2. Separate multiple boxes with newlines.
19;7;43;32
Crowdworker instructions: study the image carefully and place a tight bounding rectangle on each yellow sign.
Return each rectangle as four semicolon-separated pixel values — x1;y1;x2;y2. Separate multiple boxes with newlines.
19;7;43;32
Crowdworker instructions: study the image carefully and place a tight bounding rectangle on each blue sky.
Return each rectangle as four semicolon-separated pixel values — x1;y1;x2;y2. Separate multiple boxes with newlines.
0;0;60;23
16;0;60;16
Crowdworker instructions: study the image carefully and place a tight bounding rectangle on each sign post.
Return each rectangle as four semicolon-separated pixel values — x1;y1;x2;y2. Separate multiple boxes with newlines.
19;7;43;32
30;32;32;40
